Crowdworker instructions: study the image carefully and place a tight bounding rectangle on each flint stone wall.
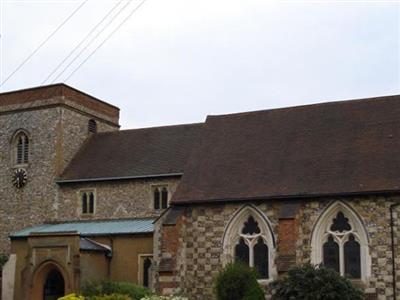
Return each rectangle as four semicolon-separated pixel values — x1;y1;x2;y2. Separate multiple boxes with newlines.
58;177;180;220
0;103;117;253
154;196;400;300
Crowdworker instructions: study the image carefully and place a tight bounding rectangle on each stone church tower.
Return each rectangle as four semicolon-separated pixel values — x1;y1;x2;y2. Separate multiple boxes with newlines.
0;84;120;252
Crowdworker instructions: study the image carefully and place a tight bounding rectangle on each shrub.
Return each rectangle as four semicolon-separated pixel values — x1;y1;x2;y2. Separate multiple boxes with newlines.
91;294;132;300
0;253;8;268
214;262;265;300
271;264;364;300
58;294;85;300
140;296;188;300
81;281;152;300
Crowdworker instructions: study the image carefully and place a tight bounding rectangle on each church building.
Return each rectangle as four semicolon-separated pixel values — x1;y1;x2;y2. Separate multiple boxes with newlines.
0;84;399;300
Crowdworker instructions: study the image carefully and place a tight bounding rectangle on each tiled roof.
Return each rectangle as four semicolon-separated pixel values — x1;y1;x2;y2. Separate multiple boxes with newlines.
10;218;155;238
172;95;400;204
59;123;203;182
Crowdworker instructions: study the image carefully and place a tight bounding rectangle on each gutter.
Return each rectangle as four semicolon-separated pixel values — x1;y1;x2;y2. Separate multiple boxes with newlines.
56;173;183;184
390;202;400;300
171;189;400;205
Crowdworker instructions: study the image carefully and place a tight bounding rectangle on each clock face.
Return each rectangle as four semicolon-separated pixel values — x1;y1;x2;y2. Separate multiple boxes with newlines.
12;168;27;188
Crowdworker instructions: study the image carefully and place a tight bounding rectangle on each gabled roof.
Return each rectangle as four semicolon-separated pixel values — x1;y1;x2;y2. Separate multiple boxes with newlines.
10;218;155;238
59;123;202;183
172;95;400;204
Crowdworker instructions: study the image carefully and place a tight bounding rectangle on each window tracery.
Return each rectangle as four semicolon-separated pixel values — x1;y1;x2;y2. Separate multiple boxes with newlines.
311;201;370;280
222;205;276;280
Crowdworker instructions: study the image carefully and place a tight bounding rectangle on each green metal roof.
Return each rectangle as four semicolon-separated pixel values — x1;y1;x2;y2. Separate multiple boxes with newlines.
10;218;155;238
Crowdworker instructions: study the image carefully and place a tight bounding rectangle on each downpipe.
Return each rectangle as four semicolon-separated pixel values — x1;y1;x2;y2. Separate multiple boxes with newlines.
390;202;400;300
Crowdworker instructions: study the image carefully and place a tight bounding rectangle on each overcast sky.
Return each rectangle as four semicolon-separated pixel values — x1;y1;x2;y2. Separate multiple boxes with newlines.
0;0;399;129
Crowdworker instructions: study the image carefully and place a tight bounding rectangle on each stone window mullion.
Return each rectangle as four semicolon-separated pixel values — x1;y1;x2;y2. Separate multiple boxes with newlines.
249;238;255;268
339;238;345;276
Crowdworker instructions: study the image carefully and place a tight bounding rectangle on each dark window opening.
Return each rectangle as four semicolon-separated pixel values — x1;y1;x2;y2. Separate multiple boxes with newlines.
43;269;64;300
89;192;95;214
330;212;351;233
143;258;152;288
161;188;168;209
242;216;261;235
254;237;269;279
235;238;249;264
344;234;361;279
323;235;340;273
16;133;29;164
88;119;97;134
154;188;160;209
82;193;88;214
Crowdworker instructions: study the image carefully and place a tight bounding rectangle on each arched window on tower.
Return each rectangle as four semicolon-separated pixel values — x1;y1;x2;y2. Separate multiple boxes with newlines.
311;201;370;280
13;131;30;165
222;205;276;281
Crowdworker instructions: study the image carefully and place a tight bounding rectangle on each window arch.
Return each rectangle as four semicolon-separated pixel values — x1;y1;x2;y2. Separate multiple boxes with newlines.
222;205;277;281
311;201;370;280
12;130;30;165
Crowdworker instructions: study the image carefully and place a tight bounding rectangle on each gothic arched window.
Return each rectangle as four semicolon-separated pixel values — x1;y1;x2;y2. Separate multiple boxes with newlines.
311;201;370;280
13;131;30;165
222;205;276;281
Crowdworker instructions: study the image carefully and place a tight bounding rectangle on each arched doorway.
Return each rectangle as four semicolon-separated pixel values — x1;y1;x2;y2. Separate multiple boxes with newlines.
43;269;65;300
30;261;68;300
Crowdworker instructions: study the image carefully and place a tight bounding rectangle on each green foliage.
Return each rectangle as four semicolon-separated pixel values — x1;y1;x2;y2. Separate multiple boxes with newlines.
90;294;132;300
58;294;85;300
271;264;364;300
81;281;152;300
140;296;188;300
214;262;265;300
0;253;8;268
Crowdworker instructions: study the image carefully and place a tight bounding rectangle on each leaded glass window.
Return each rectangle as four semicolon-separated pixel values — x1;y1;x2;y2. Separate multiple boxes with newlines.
344;234;361;278
321;211;361;279
233;216;269;279
323;235;340;273
254;238;269;278
235;238;249;264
